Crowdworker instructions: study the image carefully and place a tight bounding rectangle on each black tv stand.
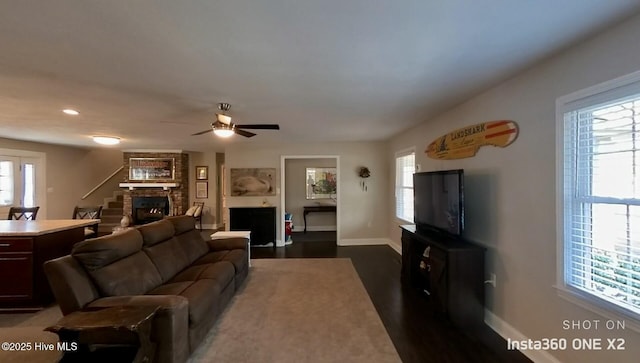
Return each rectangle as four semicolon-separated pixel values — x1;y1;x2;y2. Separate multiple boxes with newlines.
400;225;485;329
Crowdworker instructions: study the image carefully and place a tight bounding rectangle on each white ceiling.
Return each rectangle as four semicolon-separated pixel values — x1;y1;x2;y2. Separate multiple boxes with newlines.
1;1;639;151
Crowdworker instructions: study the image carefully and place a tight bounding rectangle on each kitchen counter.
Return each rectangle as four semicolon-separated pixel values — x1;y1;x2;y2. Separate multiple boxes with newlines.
0;219;99;311
0;219;99;236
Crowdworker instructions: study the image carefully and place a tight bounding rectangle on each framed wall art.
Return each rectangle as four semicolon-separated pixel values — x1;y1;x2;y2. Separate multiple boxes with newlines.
196;181;208;199
306;167;337;199
196;166;208;180
129;158;175;181
230;168;276;196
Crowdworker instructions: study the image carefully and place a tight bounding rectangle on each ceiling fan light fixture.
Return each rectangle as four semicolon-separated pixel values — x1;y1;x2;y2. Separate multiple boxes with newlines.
213;123;235;138
217;113;232;124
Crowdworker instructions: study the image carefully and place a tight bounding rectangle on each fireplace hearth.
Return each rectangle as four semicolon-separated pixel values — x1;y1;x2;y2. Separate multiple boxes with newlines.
132;196;169;225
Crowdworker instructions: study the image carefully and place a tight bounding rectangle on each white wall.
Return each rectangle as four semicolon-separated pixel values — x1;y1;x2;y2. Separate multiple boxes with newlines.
188;151;218;228
387;13;640;363
0;137;123;219
225;141;388;244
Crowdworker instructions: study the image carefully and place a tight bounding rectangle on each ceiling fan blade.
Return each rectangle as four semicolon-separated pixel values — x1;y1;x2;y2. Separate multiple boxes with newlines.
235;129;257;138
235;124;280;130
192;129;213;136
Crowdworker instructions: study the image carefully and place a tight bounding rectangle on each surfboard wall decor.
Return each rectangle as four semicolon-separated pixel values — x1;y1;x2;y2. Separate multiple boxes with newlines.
425;120;519;160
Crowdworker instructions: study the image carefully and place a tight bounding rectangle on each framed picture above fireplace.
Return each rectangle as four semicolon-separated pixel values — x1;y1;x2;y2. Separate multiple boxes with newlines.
129;158;175;181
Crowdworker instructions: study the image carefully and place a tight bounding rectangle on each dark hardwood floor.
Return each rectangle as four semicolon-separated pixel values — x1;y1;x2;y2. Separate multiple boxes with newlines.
250;231;531;363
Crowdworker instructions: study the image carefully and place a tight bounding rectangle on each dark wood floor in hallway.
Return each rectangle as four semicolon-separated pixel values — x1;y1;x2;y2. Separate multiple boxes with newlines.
250;232;531;363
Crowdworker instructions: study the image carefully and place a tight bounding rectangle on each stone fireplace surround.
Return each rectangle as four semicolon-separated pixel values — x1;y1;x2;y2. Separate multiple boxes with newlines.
121;152;189;224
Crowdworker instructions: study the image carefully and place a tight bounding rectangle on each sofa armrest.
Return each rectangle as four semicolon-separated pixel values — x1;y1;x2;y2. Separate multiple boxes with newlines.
87;295;189;363
207;237;249;251
44;255;100;316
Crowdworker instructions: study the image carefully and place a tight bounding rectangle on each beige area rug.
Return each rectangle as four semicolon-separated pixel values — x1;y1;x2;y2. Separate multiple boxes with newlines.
189;258;401;363
0;305;63;363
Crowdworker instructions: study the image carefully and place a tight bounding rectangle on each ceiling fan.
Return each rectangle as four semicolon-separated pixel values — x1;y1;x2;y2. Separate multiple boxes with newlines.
191;103;280;138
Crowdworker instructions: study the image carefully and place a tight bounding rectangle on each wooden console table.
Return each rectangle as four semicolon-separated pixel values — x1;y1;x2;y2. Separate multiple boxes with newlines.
303;205;336;233
46;305;159;363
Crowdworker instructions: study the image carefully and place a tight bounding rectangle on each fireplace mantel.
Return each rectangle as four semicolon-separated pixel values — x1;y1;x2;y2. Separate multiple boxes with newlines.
119;182;180;190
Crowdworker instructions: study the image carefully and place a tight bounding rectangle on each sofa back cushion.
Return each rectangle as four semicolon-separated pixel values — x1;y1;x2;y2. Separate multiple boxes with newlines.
72;229;163;296
168;216;209;264
138;219;191;282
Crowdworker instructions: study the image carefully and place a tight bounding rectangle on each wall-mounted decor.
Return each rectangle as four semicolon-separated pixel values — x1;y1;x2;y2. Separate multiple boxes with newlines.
306;167;337;199
196;166;208;180
196;181;208;199
129;158;175;180
358;166;370;191
230;168;276;196
426;120;519;160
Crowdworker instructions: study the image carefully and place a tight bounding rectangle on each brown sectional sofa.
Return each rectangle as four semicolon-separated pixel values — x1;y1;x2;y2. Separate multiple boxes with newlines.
44;215;249;363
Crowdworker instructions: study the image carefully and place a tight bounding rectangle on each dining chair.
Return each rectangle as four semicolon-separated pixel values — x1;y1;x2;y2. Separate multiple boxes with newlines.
185;202;204;230
7;206;40;220
72;206;103;239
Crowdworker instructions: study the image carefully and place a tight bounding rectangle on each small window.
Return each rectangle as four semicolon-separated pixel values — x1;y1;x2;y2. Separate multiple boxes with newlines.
0;161;14;206
395;149;415;222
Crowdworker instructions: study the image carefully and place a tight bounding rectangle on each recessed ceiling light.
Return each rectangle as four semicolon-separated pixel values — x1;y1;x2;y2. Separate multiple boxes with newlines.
92;136;121;145
62;109;79;115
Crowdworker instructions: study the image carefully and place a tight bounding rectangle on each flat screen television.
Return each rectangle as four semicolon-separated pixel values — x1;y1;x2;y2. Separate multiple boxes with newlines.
413;169;464;236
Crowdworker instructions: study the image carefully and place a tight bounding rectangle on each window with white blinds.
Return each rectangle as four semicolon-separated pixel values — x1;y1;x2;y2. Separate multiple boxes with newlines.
395;149;415;222
558;72;640;321
0;161;13;206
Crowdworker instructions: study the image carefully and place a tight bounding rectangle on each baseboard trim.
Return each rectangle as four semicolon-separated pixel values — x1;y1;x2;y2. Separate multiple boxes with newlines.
338;238;391;246
292;225;336;232
484;309;562;363
387;240;401;255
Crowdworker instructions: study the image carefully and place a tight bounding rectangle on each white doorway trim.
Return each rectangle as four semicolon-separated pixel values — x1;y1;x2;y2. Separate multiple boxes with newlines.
0;148;47;219
280;155;340;247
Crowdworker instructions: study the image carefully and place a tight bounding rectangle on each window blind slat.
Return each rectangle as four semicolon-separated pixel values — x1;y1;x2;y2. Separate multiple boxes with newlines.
563;91;640;316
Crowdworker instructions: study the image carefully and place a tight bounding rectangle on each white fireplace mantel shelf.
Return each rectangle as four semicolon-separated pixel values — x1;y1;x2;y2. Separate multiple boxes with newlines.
119;182;180;190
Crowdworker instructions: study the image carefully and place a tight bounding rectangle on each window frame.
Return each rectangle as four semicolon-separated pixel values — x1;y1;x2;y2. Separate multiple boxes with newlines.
395;147;416;224
556;70;640;332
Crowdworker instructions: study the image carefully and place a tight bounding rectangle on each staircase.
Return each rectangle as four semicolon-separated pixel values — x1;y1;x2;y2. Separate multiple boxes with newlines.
98;191;124;236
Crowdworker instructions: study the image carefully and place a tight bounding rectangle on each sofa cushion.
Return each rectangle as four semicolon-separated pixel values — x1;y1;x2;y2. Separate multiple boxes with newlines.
199;262;236;284
81;252;163;297
192;251;228;265
219;249;248;274
168;216;209;263
72;229;143;269
138;219;176;247
147;282;192;295
143;237;191;282
170;261;235;288
168;215;194;234
137;219;191;281
168;264;209;283
72;229;163;297
179;279;225;324
195;250;248;274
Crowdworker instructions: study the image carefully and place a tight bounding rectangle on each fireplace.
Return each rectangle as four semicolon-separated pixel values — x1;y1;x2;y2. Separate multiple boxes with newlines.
132;196;170;225
121;152;189;220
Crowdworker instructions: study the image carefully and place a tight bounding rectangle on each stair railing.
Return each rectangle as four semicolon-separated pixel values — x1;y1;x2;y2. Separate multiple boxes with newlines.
82;166;124;200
